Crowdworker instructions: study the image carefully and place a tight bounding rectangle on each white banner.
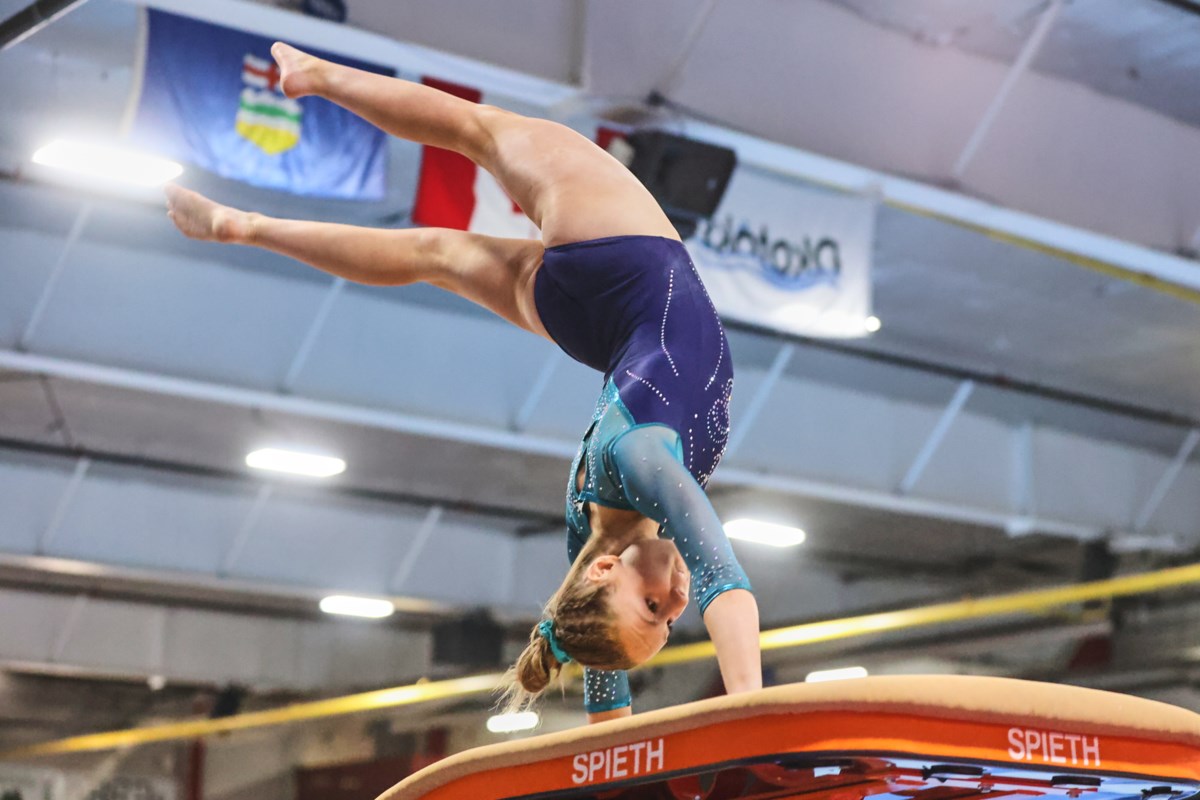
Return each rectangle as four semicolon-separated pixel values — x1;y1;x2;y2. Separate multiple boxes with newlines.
685;166;876;338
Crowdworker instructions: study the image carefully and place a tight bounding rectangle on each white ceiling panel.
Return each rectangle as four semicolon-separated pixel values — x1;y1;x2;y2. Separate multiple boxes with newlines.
291;286;562;426
346;0;584;86
230;492;434;592
46;465;263;574
832;0;1200;128
24;238;335;390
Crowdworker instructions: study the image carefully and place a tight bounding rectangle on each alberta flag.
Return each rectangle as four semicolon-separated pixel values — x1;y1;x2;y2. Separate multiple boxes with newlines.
127;9;392;199
412;77;538;237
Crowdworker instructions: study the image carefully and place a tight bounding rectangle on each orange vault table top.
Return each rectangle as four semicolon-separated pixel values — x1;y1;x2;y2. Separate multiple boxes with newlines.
377;675;1200;800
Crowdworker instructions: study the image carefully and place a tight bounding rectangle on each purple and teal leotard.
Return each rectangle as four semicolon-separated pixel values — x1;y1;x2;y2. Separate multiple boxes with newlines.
533;235;752;713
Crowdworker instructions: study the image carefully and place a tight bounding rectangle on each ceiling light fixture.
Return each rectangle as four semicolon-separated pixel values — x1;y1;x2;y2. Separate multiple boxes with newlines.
246;448;346;478
806;666;869;683
865;316;882;333
319;595;395;619
32;139;183;187
486;711;539;733
723;519;807;547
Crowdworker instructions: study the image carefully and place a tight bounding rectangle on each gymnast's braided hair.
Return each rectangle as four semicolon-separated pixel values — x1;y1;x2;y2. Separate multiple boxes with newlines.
499;535;635;713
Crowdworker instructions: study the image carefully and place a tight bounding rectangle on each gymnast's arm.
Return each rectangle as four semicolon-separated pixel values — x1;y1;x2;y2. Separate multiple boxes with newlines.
606;424;762;694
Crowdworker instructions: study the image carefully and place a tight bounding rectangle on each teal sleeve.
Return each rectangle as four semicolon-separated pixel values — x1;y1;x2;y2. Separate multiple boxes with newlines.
584;667;631;713
605;424;752;613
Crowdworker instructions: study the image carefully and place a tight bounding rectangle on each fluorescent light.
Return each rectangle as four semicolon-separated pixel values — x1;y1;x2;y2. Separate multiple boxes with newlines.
319;595;395;619
864;316;882;333
806;666;869;683
32;140;183;187
487;711;539;733
246;448;346;478
724;519;806;547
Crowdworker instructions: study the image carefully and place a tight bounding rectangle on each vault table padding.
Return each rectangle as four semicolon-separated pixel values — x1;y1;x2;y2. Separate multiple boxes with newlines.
378;675;1200;800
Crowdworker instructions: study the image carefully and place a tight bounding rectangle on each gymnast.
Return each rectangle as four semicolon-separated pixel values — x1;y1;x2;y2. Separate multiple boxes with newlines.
164;42;762;722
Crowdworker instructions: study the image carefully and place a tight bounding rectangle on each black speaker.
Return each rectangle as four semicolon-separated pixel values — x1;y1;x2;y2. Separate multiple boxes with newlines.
303;0;347;22
433;611;504;668
627;130;736;219
210;685;246;719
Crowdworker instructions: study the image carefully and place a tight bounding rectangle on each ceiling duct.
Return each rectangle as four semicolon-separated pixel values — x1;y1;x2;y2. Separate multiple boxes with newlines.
0;0;89;52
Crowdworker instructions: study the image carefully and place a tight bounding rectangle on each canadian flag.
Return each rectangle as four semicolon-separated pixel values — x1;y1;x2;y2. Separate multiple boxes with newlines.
411;77;540;238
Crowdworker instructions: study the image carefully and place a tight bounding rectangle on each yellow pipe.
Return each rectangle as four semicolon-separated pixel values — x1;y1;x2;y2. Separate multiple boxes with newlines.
882;197;1200;307
0;673;504;760
4;561;1199;760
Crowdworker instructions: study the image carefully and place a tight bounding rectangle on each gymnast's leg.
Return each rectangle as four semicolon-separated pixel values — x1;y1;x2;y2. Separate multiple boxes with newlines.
269;42;679;247
166;44;678;336
164;186;549;337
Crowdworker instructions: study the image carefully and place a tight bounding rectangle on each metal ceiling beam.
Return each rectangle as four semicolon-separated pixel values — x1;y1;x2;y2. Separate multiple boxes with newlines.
0;350;575;459
0;0;89;52
0;348;1142;542
715;462;1101;541
0;584;436;701
0;551;450;617
679;123;1200;307
8;560;1200;758
0;433;558;527
726;318;1199;430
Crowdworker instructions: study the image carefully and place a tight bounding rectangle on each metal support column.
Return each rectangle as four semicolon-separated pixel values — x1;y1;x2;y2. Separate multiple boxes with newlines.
511;352;562;432
281;277;345;392
725;344;794;457
20;201;92;350
219;485;273;577
48;593;88;663
897;380;975;495
38;456;90;555
148;606;168;682
952;0;1065;180
653;0;720;97
1134;428;1200;532
389;504;443;594
1006;422;1037;536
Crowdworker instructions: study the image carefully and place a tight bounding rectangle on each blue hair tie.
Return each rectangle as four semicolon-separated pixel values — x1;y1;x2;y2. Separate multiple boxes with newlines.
537;619;573;665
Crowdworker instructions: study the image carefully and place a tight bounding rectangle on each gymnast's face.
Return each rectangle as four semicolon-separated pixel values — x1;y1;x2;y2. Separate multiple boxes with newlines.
586;539;690;663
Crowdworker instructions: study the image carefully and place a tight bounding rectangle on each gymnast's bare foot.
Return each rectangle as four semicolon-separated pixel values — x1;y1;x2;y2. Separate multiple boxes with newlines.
165;184;256;245
272;41;325;99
